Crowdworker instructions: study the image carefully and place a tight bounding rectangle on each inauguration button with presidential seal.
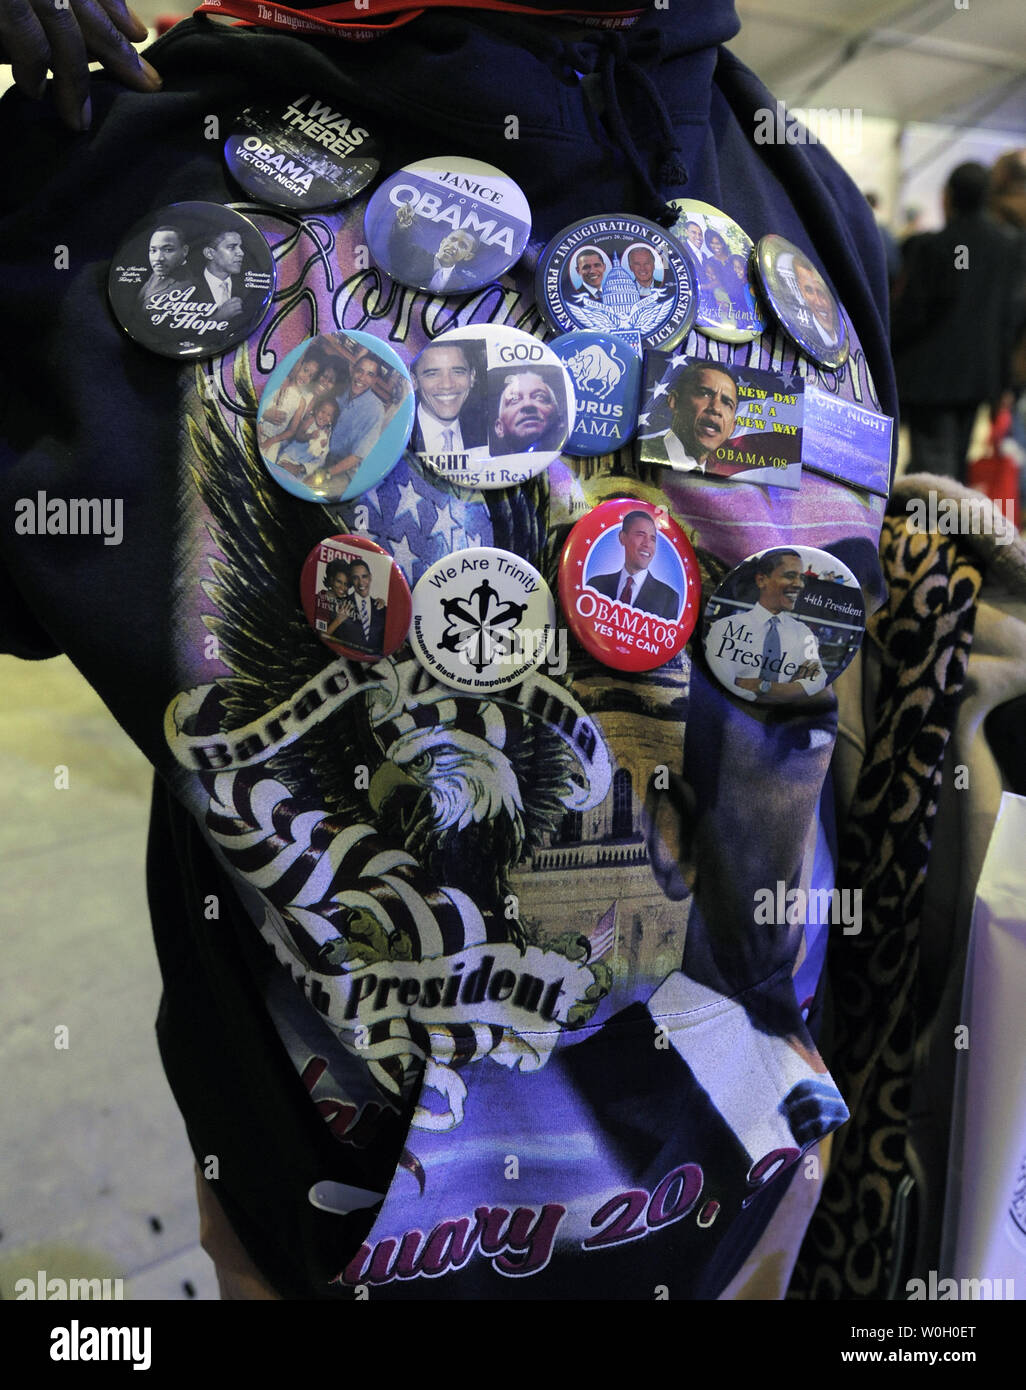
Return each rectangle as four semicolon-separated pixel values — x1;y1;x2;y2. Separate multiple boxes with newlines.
300;534;412;662
702;545;865;703
409;547;556;693
548;330;642;457
668;199;765;343
108;201;275;359
410;325;575;490
364;156;531;294
752;234;850;370
535;214;696;351
559;499;701;672
256;330;414;503
224;93;380;210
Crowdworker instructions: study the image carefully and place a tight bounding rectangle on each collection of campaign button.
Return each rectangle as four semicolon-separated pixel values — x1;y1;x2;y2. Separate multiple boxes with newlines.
410;325;575;489
300;534;412;662
106;149;864;695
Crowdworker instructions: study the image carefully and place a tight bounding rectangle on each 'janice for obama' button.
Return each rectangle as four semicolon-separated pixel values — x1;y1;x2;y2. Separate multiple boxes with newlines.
702;544;865;703
224;93;380;210
108;201;275;359
364;156;531;294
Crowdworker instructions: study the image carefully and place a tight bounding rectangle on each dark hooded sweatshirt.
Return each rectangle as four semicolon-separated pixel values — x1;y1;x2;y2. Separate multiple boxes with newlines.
0;0;893;1298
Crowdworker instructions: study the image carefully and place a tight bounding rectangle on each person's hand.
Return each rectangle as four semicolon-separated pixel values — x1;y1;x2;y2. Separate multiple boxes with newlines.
0;0;161;131
219;297;244;320
394;202;415;230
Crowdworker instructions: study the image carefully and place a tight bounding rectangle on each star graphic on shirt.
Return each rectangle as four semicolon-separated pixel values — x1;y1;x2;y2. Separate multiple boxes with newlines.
361;487;381;514
394;480;423;524
464;532;481;550
390;534;417;582
652;382;669;399
638;412;650;426
431;499;459;548
669;349;688;369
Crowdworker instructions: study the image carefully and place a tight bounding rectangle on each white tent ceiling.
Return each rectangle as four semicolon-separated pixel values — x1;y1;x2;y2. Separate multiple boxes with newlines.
730;0;1026;135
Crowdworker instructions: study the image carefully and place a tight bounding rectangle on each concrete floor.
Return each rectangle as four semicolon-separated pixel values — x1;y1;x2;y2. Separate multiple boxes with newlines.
0;655;217;1301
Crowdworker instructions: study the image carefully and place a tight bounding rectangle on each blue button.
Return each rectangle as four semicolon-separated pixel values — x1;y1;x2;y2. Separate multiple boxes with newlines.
549;331;642;457
257;330;414;503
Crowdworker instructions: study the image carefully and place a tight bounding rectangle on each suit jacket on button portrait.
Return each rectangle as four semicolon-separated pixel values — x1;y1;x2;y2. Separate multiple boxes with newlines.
588;569;680;621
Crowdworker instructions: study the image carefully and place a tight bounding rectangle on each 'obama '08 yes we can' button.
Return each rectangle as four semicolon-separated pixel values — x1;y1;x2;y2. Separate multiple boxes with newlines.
559;499;701;672
701;544;866;704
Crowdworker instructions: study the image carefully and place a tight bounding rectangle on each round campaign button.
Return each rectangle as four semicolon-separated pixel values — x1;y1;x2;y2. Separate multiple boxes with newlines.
224;93;380;210
256;330;414;503
365;156;531;294
409;325;575;489
559;499;701;672
667;199;765;343
548;331;642;457
300;534;412;662
535;214;696;351
108;202;275;359
702;544;865;703
753;234;850;370
409;548;556;693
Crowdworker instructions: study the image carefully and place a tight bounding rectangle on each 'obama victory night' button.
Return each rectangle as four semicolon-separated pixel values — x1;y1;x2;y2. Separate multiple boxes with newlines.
668;199;765;343
559;499;701;672
256;330;414;504
753;235;850;370
702;545;865;703
548;331;642;457
365;156;532;294
410;325;576;490
535;214;696;351
300;535;412;663
108;201;275;359
409;548;557;693
224;92;380;210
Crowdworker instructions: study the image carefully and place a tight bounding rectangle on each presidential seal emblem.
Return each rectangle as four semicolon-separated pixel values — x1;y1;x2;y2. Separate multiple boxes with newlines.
535;215;696;351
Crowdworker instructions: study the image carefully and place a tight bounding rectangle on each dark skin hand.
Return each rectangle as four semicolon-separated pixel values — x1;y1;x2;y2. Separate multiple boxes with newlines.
0;0;162;131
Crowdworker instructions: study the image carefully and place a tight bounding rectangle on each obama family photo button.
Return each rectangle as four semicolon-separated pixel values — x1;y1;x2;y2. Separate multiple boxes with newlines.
257;330;414;503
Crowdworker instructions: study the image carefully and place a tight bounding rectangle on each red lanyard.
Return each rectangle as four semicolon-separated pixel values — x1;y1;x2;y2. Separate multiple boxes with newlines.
193;0;645;41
